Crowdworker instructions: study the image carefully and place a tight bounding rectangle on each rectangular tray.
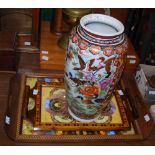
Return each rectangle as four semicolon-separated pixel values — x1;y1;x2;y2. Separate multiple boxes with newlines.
30;80;130;131
5;72;145;142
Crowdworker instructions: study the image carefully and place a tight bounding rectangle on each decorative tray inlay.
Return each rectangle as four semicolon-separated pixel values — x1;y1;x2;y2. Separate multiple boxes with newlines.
24;76;129;132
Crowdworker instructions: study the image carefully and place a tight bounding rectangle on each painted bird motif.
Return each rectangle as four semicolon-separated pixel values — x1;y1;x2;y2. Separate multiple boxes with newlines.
73;54;115;74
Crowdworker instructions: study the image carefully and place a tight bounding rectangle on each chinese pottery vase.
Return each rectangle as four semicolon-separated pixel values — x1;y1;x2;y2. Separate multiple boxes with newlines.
64;14;128;122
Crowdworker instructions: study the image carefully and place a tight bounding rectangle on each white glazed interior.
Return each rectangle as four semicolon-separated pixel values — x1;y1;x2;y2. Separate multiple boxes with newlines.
80;14;124;36
86;22;117;34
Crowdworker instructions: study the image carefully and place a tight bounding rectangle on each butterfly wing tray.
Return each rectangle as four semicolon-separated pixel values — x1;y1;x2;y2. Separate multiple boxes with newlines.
33;81;129;131
5;72;144;142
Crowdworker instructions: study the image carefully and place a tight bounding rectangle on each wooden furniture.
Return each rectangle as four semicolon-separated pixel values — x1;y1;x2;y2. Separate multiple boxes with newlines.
40;22;65;71
0;9;40;71
0;31;16;71
0;8;40;49
124;38;140;73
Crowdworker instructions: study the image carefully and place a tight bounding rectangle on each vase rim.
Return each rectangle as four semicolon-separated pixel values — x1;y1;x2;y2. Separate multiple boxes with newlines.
80;13;124;37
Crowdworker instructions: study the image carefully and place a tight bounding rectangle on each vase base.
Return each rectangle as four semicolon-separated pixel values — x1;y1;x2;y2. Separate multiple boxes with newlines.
68;108;97;123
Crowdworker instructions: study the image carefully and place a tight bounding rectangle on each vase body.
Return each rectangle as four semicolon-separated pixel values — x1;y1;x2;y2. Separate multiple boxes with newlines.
64;14;128;122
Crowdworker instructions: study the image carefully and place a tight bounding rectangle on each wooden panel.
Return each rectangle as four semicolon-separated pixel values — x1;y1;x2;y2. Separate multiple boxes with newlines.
40;22;65;71
0;31;16;50
0;9;32;32
0;55;15;71
111;8;129;25
0;31;16;71
124;38;140;73
15;33;39;51
0;8;40;48
32;9;40;48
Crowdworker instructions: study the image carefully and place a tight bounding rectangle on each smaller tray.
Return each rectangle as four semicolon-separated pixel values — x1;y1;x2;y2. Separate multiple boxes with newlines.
24;76;130;131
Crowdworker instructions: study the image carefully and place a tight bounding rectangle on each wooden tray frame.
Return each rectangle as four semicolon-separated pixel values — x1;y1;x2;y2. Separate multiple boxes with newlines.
5;72;144;142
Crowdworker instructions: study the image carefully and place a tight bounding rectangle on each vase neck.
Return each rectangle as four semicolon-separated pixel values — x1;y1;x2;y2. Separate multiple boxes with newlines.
77;14;125;46
77;24;124;46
